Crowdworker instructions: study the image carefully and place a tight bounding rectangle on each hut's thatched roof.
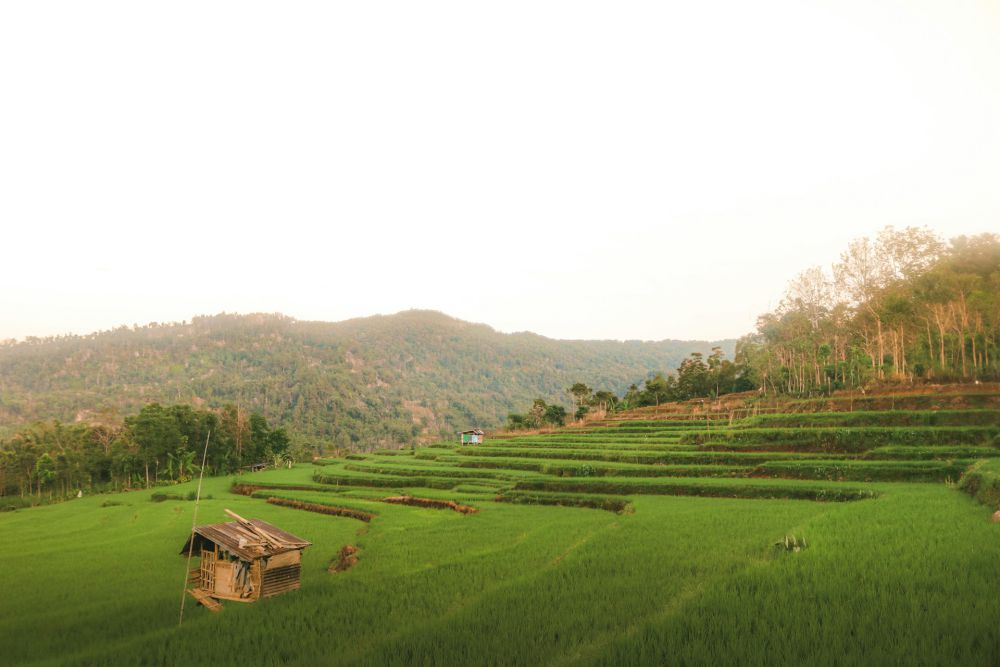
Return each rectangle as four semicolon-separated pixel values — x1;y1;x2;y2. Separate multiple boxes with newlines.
180;518;311;561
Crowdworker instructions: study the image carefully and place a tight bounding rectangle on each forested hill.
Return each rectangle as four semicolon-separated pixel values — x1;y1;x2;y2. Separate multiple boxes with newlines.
0;311;733;448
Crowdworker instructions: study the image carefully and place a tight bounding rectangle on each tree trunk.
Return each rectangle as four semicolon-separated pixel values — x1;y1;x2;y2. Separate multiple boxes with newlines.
935;310;947;370
971;328;978;378
959;324;967;377
925;319;933;377
898;325;907;378
876;316;884;379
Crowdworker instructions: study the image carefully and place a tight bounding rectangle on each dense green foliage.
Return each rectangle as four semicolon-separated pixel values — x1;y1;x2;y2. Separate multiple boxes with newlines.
0;310;731;447
0;403;288;499
620;347;755;407
507;348;753;430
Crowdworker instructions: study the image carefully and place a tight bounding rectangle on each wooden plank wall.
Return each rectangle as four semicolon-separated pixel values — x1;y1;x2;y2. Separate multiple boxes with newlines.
261;564;301;597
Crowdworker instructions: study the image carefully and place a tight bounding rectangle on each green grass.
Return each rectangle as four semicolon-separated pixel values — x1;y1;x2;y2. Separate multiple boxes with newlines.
751;459;970;483
510;475;880;502
4;404;1000;665
481;438;696;449
742;409;1000;428
862;445;1000;460
593;485;1000;665
456;446;851;466
247;489;386;518
686;426;998;452
3;466;996;666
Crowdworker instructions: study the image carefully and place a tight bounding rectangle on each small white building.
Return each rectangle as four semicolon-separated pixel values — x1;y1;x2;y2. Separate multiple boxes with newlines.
458;428;485;445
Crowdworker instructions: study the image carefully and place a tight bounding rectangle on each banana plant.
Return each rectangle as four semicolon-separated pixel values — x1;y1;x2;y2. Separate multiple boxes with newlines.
177;449;197;481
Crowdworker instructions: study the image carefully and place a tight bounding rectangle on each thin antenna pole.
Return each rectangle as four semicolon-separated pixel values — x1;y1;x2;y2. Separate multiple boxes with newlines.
179;430;212;627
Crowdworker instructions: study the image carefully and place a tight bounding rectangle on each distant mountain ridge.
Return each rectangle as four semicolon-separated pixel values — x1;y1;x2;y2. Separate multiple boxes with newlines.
0;310;735;448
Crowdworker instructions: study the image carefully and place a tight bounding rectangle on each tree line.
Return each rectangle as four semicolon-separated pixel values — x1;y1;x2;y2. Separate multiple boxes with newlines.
0;403;290;500
504;228;1000;429
738;228;1000;394
505;348;753;429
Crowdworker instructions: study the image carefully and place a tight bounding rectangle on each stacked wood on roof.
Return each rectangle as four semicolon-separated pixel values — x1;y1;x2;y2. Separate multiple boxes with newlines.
181;509;311;606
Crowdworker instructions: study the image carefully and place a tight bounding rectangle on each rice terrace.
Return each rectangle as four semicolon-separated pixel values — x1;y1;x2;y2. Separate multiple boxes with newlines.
2;384;999;666
4;0;1000;662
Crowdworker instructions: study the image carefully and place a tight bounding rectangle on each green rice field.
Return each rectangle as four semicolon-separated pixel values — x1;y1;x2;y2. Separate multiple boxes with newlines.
2;402;999;665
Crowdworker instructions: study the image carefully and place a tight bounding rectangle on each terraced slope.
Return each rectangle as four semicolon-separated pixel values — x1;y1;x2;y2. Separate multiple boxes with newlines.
3;392;1000;666
235;407;997;513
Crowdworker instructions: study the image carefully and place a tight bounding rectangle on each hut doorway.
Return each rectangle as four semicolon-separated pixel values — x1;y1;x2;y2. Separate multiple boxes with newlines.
214;560;236;597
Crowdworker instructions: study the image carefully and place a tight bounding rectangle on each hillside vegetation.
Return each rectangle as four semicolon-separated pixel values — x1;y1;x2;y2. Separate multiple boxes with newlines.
740;228;1000;392
0;310;731;447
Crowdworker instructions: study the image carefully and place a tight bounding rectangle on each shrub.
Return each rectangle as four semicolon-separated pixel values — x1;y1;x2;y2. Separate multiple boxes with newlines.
0;497;34;512
151;491;212;502
150;492;183;502
959;460;1000;509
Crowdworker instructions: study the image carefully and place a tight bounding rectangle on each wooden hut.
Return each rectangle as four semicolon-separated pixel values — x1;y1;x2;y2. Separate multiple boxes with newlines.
459;428;485;445
181;510;311;606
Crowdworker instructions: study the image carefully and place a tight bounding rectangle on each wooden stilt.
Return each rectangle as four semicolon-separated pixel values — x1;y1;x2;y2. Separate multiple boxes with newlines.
187;588;223;613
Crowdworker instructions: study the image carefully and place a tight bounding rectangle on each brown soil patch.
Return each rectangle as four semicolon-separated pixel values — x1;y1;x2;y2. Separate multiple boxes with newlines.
265;497;375;522
381;495;478;514
329;545;360;573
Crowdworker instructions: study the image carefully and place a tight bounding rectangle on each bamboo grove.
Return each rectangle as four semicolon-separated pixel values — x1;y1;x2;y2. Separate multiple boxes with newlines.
739;227;1000;394
0;403;290;501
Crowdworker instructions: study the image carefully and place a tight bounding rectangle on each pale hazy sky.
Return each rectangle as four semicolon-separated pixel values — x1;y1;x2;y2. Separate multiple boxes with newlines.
2;1;998;342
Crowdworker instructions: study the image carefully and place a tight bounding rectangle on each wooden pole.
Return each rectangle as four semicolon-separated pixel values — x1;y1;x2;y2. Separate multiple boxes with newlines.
179;430;212;627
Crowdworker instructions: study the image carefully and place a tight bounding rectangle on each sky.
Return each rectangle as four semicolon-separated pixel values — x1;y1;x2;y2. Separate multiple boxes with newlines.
1;0;998;343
